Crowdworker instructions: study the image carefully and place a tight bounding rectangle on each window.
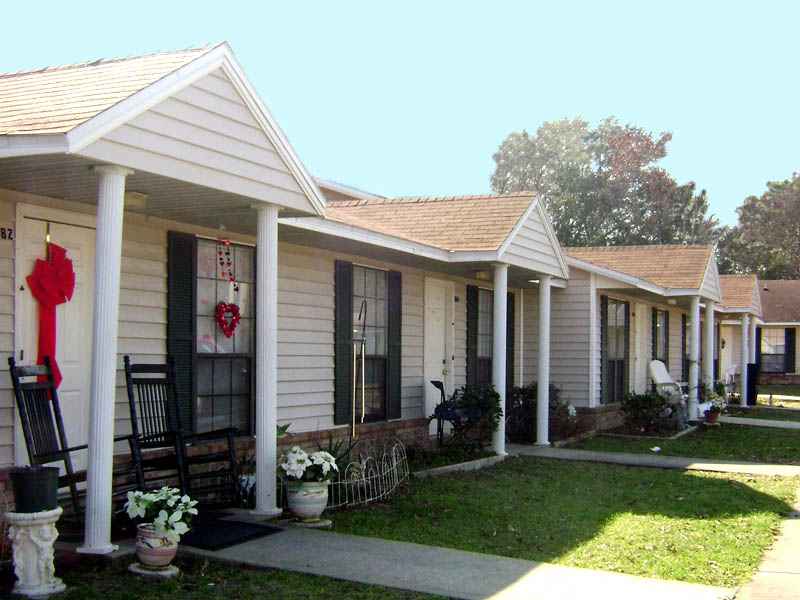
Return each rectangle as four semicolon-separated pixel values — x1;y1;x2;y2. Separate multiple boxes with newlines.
603;297;629;404
653;309;668;363
477;289;494;385
194;239;254;433
353;266;388;422
761;328;786;373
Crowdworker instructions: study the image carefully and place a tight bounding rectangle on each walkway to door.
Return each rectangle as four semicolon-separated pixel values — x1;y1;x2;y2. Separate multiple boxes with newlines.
182;524;732;600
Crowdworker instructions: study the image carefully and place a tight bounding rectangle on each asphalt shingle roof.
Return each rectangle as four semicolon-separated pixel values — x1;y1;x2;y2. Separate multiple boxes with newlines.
0;46;211;135
760;280;800;323
719;274;759;311
565;244;714;290
325;193;536;252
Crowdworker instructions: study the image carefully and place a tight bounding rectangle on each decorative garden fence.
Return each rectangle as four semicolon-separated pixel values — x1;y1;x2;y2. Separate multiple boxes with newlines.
327;438;409;509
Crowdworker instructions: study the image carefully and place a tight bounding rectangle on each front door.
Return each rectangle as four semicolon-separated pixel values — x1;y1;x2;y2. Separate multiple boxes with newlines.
424;278;454;435
16;216;96;470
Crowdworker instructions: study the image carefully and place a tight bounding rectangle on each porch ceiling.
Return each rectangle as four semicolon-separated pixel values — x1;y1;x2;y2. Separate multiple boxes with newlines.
0;153;309;235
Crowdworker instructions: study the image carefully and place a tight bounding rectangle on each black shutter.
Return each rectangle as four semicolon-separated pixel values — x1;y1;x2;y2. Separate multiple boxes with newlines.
600;295;608;404
681;314;688;382
623;302;630;397
651;308;657;361
506;292;515;393
786;328;797;374
167;231;196;432
664;311;670;368
755;327;762;366
334;261;353;425
386;271;402;420
466;285;479;386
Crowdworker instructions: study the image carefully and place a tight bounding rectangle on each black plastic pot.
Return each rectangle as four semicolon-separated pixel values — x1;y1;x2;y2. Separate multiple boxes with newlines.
9;466;59;513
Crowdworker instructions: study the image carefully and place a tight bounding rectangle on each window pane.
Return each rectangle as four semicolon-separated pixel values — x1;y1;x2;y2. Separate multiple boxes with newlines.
236;282;252;318
197;240;217;279
216;326;234;354
353;268;365;297
197;317;216;354
217;280;236;306
197;279;216;316
197;360;213;395
196;396;213;432
235;246;254;283
231;396;249;432
365;268;376;298
376;272;386;299
234;318;252;354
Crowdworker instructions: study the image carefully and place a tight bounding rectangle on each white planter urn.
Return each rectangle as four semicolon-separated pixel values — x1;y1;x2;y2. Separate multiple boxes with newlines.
6;507;66;598
286;481;329;521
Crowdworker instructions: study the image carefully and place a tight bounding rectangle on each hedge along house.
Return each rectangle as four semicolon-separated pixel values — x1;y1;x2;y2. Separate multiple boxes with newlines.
0;44;569;553
717;275;764;398
526;245;724;425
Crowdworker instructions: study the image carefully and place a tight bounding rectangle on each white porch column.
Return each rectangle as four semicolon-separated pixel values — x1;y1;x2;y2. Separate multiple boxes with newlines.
749;317;758;363
688;296;701;420
536;275;552;446
740;314;750;404
703;301;716;389
253;204;282;517
492;263;508;455
79;165;132;554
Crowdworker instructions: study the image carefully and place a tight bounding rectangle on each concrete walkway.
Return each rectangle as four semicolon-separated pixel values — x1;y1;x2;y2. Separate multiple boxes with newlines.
736;502;800;599
720;415;800;430
182;526;732;599
509;444;800;477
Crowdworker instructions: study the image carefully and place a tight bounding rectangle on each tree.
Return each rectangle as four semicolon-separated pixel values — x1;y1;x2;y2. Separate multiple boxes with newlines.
717;175;800;279
491;117;718;247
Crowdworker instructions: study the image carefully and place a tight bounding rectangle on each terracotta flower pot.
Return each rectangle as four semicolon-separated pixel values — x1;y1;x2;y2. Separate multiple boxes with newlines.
135;523;178;569
705;410;720;424
287;481;329;521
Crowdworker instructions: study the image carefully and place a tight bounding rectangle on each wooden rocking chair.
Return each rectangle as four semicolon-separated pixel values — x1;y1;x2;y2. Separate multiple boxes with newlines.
7;356;138;517
123;356;240;504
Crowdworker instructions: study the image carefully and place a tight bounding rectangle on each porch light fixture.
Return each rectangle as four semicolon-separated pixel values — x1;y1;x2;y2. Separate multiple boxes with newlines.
528;279;540;284
667;299;677;305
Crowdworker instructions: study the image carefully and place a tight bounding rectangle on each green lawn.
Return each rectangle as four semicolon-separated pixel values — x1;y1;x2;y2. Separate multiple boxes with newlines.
333;457;797;587
727;406;800;422
33;557;441;600
758;384;800;399
569;424;800;464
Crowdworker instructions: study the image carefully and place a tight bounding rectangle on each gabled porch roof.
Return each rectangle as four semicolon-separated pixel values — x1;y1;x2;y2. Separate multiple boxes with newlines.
565;244;722;303
281;181;570;285
0;42;327;222
719;274;763;319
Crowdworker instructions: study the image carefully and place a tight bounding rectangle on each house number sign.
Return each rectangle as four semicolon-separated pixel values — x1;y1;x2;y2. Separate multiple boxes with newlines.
0;227;13;241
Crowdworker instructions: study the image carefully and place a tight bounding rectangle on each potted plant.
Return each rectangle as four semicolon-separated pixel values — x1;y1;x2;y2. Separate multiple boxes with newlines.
125;487;198;570
280;446;338;522
704;393;726;425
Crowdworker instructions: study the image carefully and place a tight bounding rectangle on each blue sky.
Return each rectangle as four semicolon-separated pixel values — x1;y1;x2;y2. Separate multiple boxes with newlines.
2;1;797;225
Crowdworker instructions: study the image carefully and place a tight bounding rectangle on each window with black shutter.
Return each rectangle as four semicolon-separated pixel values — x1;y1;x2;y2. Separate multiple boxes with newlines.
167;233;255;434
761;328;788;373
652;308;669;365
602;296;629;404
334;261;401;424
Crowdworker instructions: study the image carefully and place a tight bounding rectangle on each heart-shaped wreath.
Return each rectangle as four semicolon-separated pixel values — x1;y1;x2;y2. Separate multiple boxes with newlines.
215;301;241;338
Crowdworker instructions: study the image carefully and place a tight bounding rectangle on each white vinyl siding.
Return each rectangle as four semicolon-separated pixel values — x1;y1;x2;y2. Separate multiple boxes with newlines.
0;199;14;466
80;69;313;213
701;259;722;303
499;205;565;278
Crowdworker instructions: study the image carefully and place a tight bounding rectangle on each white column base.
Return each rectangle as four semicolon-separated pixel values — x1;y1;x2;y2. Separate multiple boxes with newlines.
76;543;119;555
7;507;66;597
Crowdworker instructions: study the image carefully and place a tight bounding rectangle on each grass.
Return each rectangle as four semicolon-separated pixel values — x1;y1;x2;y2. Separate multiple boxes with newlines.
407;446;495;471
727;406;800;422
8;557;442;600
333;457;797;587
758;384;800;399
568;423;800;464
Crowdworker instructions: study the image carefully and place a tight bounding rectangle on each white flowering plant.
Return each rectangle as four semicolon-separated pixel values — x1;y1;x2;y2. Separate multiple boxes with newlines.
125;486;199;543
280;446;339;482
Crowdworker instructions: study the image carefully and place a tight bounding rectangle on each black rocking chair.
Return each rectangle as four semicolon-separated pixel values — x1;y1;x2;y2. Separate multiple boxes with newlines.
7;356;138;517
123;356;240;504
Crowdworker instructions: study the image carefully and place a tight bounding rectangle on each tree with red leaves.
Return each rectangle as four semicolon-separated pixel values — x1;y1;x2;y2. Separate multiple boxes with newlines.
491;117;717;247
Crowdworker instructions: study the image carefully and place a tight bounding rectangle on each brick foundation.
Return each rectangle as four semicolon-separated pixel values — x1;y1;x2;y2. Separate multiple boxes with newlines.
576;404;625;431
758;373;800;386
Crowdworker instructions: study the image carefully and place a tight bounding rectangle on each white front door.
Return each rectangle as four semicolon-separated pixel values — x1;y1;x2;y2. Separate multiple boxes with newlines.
424;278;454;435
15;216;96;470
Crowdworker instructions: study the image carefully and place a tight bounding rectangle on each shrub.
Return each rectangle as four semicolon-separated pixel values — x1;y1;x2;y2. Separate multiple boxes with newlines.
621;392;686;433
506;382;578;442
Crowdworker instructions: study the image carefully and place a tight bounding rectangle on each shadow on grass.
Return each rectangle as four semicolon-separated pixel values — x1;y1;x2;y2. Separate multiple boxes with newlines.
333;456;796;587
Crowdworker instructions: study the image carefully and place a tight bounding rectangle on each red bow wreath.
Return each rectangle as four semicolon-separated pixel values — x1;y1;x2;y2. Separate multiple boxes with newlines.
26;244;75;388
215;302;241;338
